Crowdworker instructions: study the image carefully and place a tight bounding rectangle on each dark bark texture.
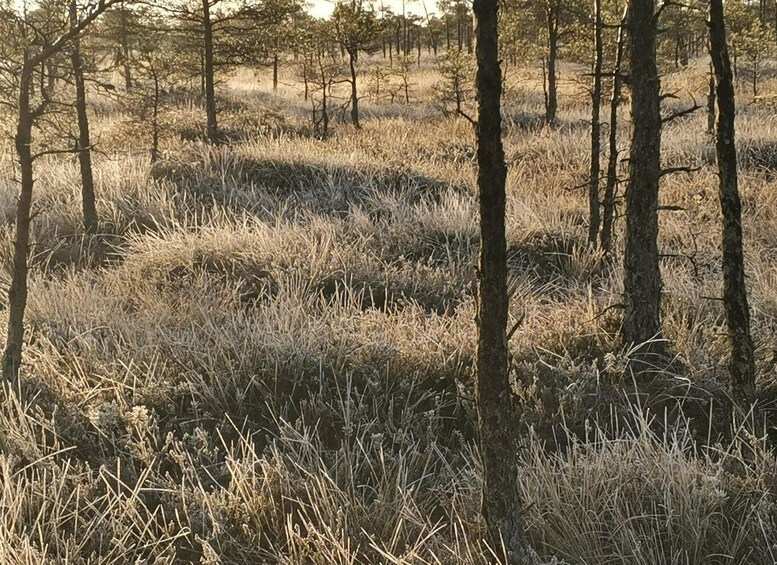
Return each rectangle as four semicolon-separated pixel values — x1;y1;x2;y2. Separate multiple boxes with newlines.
707;62;716;135
709;0;756;406
623;0;663;348
273;53;279;91
3;62;34;381
71;0;99;234
202;0;218;143
473;0;534;560
600;7;627;254
349;50;360;127
151;68;161;163
545;2;559;125
588;0;603;245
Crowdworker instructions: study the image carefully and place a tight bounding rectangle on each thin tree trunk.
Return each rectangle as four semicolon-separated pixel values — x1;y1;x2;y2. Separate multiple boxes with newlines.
151;68;161;163
545;2;559;126
588;0;603;245
303;58;309;101
710;0;756;407
541;56;548;114
600;7;627;254
318;52;330;136
349;50;360;127
707;62;716;134
457;13;463;50
273;52;279;91
200;48;206;97
202;0;218;143
46;60;56;92
673;36;679;68
71;0;98;235
466;15;473;53
417;26;421;65
403;1;408;53
472;0;534;559
273;35;280;91
623;0;663;348
752;57;758;97
322;80;329;135
120;0;132;90
3;59;34;381
679;34;688;66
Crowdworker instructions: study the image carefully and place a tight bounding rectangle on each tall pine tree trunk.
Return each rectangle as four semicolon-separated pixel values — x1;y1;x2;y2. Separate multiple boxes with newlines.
349;50;360;128
71;0;98;234
544;2;559;126
473;0;534;559
623;0;663;349
707;62;716;134
710;0;756;407
151;68;161;164
202;0;218;143
588;0;603;245
600;8;627;254
3;58;35;381
273;54;279;91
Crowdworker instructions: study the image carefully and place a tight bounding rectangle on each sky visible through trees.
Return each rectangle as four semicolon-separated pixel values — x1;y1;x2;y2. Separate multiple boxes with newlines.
310;0;432;17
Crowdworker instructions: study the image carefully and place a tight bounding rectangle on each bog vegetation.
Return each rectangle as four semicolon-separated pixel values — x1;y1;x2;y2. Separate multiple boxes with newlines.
0;0;775;563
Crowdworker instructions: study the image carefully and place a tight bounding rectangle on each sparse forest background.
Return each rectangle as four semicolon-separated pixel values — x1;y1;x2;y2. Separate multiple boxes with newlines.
0;0;776;563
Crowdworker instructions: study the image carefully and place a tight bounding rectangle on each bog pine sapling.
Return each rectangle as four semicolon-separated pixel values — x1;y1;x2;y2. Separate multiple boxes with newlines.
367;65;391;103
393;53;414;104
434;47;474;118
299;21;341;137
332;0;379;128
124;39;183;164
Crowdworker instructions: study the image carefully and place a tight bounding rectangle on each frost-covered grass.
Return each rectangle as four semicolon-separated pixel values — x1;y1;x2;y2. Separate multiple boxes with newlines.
0;60;774;563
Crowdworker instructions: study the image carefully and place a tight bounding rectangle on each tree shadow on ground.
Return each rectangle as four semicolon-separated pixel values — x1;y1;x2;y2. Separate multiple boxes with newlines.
702;138;777;177
170;89;315;143
516;331;736;457
737;139;777;175
152;156;469;218
504;110;591;136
